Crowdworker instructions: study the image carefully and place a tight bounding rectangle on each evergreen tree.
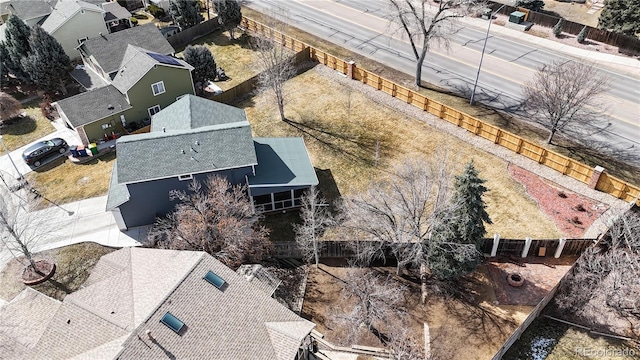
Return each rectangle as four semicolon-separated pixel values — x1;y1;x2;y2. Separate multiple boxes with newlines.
4;15;32;82
183;45;217;88
552;19;563;37
169;0;204;30
215;0;242;39
22;26;71;95
598;0;640;36
515;0;544;12
0;42;9;81
450;161;492;247
577;26;588;43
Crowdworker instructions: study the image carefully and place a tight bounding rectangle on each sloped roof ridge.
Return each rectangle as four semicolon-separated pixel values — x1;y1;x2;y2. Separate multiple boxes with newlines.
265;320;315;342
113;250;207;358
119;121;251;143
264;321;315;360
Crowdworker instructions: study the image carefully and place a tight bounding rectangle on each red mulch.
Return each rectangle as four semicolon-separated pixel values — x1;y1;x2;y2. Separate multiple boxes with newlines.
508;164;608;238
21;260;56;285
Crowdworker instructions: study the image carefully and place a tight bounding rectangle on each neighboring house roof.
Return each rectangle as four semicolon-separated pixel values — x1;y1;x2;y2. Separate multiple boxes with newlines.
5;0;57;21
40;0;103;34
54;85;131;127
70;63;109;90
115;95;258;184
0;248;314;359
80;23;174;75
236;264;282;297
151;93;248;131
111;45;193;94
102;1;130;22
116;249;315;359
249;137;320;190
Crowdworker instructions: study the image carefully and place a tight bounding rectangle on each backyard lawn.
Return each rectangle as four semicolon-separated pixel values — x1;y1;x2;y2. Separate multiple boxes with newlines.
0;101;55;151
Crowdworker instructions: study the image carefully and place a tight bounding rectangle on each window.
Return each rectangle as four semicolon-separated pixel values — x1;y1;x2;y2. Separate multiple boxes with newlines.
178;174;193;181
151;81;165;96
148;105;161;117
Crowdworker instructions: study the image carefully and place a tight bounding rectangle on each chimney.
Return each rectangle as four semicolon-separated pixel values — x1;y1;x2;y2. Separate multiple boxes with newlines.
146;330;154;341
162;127;166;133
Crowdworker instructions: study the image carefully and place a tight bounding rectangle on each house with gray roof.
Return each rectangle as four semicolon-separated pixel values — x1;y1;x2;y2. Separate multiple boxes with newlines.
40;0;108;59
54;32;195;145
107;95;319;230
0;247;316;359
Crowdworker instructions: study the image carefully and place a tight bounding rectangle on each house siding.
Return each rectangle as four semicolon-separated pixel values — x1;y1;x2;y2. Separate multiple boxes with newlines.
50;10;107;60
118;167;253;229
125;66;194;122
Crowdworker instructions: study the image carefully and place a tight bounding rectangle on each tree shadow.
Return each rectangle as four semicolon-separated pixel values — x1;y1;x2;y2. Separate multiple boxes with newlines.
0;116;37;136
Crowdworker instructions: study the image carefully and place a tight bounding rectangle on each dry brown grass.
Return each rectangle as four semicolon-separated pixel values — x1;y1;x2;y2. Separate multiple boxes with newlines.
0;243;116;302
0;101;55;151
176;30;262;91
240;68;563;238
26;152;116;205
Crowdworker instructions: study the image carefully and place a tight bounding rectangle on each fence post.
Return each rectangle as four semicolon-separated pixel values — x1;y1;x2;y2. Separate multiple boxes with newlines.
588;165;605;189
522;237;532;258
347;60;355;80
554;238;566;258
491;233;500;257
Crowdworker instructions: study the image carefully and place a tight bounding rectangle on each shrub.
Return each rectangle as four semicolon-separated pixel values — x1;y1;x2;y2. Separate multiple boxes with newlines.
147;4;165;18
40;94;56;120
130;17;138;26
552;19;563;37
577;26;588;44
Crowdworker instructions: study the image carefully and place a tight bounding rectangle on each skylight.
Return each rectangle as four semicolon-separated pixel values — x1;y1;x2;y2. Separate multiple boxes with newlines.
203;270;225;289
160;312;184;333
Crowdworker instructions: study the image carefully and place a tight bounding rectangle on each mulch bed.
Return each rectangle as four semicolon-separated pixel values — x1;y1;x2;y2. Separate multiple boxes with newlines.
21;260;56;285
508;164;608;238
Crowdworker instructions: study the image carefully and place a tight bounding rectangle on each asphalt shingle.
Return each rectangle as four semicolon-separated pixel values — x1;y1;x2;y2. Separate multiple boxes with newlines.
54;85;131;127
40;0;102;33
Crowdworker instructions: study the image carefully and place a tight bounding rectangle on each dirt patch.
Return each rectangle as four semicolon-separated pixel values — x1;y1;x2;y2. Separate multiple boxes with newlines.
508;164;608;238
302;261;526;360
486;257;577;306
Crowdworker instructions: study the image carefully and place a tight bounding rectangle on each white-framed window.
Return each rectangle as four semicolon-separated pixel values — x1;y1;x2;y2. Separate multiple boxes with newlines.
148;105;161;117
178;174;193;181
151;81;165;96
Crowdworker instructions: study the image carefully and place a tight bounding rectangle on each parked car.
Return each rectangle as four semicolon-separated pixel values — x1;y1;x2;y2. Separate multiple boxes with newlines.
22;138;68;167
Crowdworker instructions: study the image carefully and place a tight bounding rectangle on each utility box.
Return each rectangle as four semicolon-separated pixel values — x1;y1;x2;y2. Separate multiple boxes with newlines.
481;8;492;20
509;11;526;24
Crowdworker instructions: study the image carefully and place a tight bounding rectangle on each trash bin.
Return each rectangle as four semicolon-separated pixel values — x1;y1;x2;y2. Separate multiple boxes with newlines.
481;8;492;20
89;143;98;155
78;148;87;157
509;11;526;24
69;145;78;157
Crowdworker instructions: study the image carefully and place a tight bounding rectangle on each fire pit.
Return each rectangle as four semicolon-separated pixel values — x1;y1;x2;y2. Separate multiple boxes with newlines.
507;273;524;287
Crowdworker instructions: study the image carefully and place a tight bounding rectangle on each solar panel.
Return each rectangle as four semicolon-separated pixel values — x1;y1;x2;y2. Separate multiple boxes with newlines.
160;312;184;333
147;52;182;67
203;270;225;289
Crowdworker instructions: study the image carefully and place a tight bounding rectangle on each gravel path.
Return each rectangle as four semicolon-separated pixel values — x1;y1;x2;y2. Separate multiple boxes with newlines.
313;65;632;239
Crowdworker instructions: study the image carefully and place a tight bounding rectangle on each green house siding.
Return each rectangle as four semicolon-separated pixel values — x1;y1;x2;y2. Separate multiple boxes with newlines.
81;107;137;144
126;66;194;123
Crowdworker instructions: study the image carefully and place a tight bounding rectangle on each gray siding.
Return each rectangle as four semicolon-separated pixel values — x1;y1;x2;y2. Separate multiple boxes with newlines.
119;167;253;229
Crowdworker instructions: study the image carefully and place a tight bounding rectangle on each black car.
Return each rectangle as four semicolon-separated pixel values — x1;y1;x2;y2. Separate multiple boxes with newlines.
22;138;68;167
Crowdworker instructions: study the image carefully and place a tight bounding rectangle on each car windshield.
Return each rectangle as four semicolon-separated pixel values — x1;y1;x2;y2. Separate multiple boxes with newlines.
44;140;55;146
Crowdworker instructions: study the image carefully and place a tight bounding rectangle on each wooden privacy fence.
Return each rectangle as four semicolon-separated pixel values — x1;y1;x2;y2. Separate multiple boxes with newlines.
240;17;640;206
167;17;220;50
486;1;640;55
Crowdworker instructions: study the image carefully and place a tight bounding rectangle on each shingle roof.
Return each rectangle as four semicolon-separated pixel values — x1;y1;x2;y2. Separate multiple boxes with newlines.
116;97;257;184
40;0;103;34
81;23;174;75
54;85;131;127
110;45;192;94
6;0;57;21
116;251;315;359
249;138;319;191
105;162;129;211
150;94;249;131
102;1;130;22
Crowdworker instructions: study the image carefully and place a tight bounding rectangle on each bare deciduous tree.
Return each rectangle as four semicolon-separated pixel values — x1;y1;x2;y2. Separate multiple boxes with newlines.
0;92;22;123
553;209;640;336
335;268;407;345
0;184;54;275
388;0;481;87
251;10;297;122
294;186;334;267
523;60;610;145
341;158;479;278
148;176;271;268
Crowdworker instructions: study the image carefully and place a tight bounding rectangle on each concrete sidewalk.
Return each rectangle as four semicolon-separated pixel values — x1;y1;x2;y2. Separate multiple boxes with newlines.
0;195;146;272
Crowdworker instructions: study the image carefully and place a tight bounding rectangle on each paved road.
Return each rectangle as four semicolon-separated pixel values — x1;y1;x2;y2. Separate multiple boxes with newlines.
247;0;640;162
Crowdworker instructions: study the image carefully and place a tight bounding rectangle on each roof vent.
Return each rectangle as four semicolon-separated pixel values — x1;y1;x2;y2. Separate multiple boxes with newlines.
180;149;185;154
100;32;106;39
107;104;114;110
195;140;199;146
190;146;194;152
146;329;155;341
162;127;166;133
190;156;195;161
